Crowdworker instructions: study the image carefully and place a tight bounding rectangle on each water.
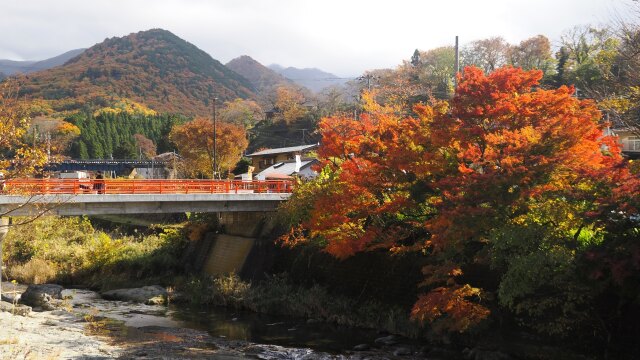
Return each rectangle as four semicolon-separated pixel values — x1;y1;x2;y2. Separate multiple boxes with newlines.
63;289;429;358
169;304;384;354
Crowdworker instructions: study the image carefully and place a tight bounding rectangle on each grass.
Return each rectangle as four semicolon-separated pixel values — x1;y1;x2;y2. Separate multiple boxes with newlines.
0;337;19;345
3;216;190;290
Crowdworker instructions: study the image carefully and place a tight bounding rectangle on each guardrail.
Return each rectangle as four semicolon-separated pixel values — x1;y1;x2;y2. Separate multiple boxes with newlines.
0;179;294;195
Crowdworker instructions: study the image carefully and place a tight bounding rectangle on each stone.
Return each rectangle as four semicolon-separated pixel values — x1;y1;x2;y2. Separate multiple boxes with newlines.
428;347;461;359
464;348;512;360
393;346;412;356
101;285;168;305
20;284;63;311
1;292;21;303
374;334;397;346
0;300;32;316
353;344;370;351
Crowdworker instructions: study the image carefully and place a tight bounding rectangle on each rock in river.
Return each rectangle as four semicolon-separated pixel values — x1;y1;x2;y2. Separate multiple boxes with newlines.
374;334;398;346
0;300;32;316
101;285;168;305
20;284;63;311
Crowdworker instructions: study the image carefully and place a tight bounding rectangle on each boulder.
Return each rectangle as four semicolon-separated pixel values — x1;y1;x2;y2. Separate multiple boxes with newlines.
101;285;168;305
20;284;63;311
0;300;32;316
393;346;412;356
1;292;21;304
374;334;398;346
464;347;512;360
353;344;370;351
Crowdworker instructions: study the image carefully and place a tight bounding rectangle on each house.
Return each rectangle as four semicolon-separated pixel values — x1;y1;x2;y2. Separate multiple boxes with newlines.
255;156;319;180
606;128;640;159
245;144;318;173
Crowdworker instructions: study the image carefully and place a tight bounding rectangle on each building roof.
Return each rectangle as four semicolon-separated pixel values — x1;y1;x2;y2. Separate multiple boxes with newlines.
246;144;318;157
256;158;319;178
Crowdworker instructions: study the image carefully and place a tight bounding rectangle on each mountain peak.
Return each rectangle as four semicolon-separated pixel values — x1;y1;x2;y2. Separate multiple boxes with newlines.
226;55;292;93
268;64;348;93
15;29;256;116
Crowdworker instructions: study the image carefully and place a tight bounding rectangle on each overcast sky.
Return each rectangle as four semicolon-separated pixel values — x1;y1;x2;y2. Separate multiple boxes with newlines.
0;0;629;77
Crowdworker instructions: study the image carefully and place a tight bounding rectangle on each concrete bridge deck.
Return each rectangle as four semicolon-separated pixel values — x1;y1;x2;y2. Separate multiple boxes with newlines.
0;179;293;216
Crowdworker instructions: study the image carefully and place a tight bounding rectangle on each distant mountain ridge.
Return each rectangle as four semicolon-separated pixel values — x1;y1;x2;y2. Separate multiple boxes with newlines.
268;64;350;93
14;29;256;116
226;55;293;93
0;49;85;75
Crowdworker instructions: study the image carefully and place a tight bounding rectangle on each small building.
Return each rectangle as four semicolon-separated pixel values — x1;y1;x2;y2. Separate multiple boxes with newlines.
255;156;319;181
606;128;640;159
245;144;318;173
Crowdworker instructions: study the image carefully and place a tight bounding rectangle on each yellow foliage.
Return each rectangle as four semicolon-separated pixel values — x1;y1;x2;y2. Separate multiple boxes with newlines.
93;98;157;117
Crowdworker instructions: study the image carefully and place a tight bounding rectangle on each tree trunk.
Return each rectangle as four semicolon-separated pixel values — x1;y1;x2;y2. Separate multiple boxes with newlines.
0;217;9;298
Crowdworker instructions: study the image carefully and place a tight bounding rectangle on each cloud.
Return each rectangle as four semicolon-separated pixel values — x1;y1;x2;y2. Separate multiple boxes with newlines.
0;0;621;76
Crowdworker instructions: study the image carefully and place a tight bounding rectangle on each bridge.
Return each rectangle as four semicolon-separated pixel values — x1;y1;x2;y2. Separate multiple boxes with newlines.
0;179;293;216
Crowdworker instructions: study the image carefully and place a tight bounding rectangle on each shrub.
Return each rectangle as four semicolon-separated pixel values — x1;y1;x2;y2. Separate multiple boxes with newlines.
8;258;57;284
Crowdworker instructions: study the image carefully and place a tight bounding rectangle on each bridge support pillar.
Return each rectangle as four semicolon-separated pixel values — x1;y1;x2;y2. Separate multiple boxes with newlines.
0;217;9;298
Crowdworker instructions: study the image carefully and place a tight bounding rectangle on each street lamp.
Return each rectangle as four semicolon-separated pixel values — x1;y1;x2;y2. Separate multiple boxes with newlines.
212;97;218;179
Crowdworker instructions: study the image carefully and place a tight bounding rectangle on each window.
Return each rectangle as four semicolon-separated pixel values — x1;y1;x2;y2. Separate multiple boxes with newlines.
629;136;640;151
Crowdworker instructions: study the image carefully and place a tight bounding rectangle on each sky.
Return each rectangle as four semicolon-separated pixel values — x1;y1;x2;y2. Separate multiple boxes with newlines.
0;0;630;77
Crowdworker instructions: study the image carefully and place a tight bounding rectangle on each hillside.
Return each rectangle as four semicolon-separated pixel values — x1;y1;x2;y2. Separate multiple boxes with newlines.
226;55;293;93
14;29;256;116
269;64;349;93
0;49;85;75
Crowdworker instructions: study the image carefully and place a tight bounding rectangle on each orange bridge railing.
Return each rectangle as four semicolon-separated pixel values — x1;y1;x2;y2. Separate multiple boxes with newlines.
0;179;294;195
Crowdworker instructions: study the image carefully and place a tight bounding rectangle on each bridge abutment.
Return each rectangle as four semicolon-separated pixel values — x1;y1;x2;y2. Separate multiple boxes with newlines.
197;211;275;277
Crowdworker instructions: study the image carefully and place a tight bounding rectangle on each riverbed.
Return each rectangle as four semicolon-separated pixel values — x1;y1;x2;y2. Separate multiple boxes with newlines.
0;284;439;359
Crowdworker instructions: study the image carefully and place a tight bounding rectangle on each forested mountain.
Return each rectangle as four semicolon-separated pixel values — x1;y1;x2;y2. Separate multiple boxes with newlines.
226;55;293;93
14;29;256;116
0;49;85;76
269;64;349;93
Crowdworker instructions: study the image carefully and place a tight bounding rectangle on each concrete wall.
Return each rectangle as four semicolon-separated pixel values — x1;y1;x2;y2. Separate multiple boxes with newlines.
193;212;275;276
218;211;274;238
202;235;255;275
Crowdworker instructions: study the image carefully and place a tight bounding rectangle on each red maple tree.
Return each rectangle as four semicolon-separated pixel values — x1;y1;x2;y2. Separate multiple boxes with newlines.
284;66;626;332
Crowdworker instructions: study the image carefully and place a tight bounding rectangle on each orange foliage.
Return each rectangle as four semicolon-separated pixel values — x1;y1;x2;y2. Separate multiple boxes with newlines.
302;66;625;332
411;285;490;333
169;118;248;178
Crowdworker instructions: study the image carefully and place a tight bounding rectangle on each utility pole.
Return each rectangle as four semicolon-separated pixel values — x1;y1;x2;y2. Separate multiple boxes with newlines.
299;129;308;144
212;97;218;179
45;131;51;163
454;35;460;90
358;74;376;91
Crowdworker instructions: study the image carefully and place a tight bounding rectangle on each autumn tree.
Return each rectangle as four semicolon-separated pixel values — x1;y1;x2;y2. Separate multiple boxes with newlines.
507;35;556;81
281;66;628;336
275;86;309;124
169;117;248;178
461;37;509;73
133;134;157;159
0;82;48;179
0;82;49;298
219;98;264;130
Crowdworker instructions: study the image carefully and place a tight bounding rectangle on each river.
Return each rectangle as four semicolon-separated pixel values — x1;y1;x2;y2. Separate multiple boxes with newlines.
64;288;437;359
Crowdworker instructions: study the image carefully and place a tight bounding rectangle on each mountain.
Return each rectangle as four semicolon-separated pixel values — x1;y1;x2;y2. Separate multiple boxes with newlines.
268;64;349;93
14;29;256;116
0;49;85;75
226;55;293;93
